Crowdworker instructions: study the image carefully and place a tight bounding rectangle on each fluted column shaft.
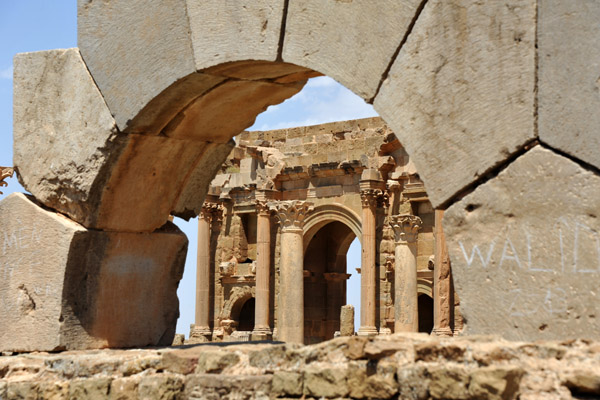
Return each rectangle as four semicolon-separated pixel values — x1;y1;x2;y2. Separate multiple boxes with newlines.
390;215;422;332
358;189;381;336
252;201;272;339
271;201;314;344
433;209;453;336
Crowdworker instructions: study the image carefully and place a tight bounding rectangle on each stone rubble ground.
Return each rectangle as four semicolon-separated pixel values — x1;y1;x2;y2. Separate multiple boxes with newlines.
1;333;599;399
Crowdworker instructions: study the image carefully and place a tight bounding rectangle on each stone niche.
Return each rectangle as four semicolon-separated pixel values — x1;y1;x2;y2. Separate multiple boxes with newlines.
0;193;187;352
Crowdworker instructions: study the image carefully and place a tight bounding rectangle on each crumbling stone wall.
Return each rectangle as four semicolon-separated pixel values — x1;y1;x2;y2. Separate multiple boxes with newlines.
1;335;598;399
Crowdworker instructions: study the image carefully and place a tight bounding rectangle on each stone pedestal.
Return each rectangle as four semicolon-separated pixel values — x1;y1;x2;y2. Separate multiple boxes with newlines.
340;305;355;336
358;174;383;337
433;209;453;337
192;202;219;341
0;193;187;352
252;199;272;341
270;201;314;344
390;215;422;333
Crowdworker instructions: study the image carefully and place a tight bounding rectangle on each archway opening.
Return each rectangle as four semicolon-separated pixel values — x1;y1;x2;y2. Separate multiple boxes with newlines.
237;298;255;332
418;294;434;334
303;220;356;344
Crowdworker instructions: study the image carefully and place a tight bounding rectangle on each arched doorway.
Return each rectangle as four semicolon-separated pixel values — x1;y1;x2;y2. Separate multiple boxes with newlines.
237;298;255;332
418;294;434;334
303;221;356;344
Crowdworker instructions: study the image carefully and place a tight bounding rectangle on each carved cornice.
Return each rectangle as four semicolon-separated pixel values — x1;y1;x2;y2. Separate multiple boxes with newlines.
360;189;383;209
269;200;314;232
0;167;14;195
389;214;423;243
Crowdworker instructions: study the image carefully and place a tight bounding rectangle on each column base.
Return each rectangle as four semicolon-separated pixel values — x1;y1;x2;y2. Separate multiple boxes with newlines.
432;326;454;337
357;326;379;337
379;327;392;335
251;326;273;341
189;324;212;343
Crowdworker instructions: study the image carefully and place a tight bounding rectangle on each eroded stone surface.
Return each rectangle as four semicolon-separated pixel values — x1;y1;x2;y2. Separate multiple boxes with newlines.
538;0;600;169
445;146;600;340
13;48;124;225
374;0;536;208
0;335;599;399
0;193;187;352
78;0;197;131
283;0;422;100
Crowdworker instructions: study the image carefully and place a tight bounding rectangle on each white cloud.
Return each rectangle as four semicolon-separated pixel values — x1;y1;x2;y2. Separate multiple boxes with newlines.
0;65;13;80
305;76;338;88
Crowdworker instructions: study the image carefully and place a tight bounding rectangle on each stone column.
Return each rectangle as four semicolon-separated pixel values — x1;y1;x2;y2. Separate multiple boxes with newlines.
358;187;382;336
270;200;314;344
433;209;453;336
389;215;422;332
190;202;219;342
252;200;272;341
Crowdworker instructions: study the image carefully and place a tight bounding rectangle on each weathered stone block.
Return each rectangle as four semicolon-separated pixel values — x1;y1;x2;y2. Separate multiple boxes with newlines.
284;0;422;100
445;146;600;340
0;193;187;352
538;0;600;169
375;0;536;207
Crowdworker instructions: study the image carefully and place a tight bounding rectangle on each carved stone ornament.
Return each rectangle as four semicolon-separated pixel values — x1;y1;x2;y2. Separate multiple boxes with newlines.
360;189;383;209
199;201;223;221
389;214;423;243
0;167;14;195
255;199;271;216
269;200;314;232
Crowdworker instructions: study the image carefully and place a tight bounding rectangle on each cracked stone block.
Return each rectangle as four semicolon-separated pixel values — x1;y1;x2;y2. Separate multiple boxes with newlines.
0;193;187;352
538;0;600;169
283;0;422;100
374;0;536;208
445;146;600;340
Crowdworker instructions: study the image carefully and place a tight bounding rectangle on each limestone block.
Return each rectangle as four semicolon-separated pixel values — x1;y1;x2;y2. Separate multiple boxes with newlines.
340;305;355;336
186;1;284;70
375;0;536;208
538;0;600;169
283;0;423;100
13;48;123;225
78;0;198;131
445;146;600;340
0;193;187;352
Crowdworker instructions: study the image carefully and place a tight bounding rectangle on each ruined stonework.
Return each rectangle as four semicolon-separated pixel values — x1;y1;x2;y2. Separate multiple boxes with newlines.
1;334;599;400
189;118;460;345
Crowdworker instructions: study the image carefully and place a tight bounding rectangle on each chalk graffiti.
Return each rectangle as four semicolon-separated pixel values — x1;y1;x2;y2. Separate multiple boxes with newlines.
506;287;568;317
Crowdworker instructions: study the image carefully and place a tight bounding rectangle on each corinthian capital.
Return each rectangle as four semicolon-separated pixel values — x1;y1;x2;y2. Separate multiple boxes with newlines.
255;200;271;216
269;200;314;232
199;201;223;221
389;214;422;243
360;189;383;209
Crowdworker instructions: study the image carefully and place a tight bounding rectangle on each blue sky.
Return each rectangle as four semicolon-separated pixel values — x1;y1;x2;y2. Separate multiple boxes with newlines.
0;1;378;336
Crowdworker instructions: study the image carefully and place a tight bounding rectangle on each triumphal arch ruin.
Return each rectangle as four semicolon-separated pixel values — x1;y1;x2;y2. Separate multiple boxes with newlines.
188;117;462;345
0;1;599;352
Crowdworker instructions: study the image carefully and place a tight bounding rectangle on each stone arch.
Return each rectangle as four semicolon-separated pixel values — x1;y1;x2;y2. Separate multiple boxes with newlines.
220;286;256;322
3;0;597;350
417;279;433;298
303;204;362;253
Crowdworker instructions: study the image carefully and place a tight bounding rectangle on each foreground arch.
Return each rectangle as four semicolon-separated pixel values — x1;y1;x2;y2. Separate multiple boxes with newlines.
1;0;599;350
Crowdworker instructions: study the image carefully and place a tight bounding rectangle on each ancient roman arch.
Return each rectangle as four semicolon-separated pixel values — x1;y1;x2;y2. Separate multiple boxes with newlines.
1;0;598;351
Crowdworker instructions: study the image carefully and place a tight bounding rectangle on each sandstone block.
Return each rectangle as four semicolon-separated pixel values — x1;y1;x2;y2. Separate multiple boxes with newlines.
374;0;536;207
14;48;228;232
0;193;187;352
303;365;349;398
445;146;600;340
538;0;600;169
284;0;422;100
110;376;141;400
340;305;355;336
69;378;111;400
138;374;184;400
469;366;524;400
272;371;303;397
78;0;197;131
428;366;470;400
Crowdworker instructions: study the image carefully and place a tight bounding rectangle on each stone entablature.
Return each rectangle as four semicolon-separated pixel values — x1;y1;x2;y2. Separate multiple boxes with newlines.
190;118;461;344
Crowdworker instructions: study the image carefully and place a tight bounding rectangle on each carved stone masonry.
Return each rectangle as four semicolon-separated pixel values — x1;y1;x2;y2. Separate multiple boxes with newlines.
389;215;423;243
360;189;383;209
200;201;223;221
269;200;314;232
0;167;14;195
255;200;271;216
